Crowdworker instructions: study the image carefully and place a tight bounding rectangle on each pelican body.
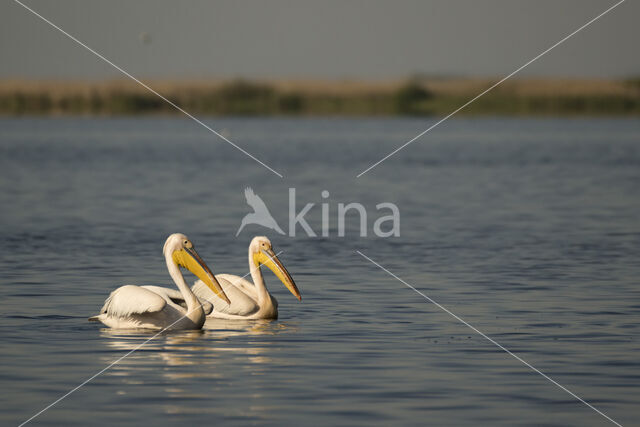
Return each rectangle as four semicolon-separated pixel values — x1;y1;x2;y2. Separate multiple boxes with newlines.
192;236;300;320
89;233;230;330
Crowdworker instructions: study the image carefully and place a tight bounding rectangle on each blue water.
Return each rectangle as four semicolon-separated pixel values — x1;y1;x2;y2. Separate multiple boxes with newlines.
0;117;639;426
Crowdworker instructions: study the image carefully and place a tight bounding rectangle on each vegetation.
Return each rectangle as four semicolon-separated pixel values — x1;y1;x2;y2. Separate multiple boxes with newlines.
0;77;638;116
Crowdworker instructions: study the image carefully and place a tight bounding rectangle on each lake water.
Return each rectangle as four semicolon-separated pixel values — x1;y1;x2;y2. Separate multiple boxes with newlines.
0;117;639;426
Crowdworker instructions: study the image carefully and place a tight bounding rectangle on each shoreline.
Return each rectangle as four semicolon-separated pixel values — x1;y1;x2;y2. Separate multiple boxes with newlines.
1;77;638;116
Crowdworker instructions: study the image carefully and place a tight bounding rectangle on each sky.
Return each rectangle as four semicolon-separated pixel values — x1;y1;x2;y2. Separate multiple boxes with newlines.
1;0;638;80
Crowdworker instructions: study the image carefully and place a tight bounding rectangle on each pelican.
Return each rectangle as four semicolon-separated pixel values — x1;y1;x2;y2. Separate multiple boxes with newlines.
192;236;300;319
236;187;285;236
89;233;230;330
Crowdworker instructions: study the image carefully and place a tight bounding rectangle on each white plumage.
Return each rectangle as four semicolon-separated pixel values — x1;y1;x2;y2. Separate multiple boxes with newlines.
89;233;228;330
192;236;300;320
192;274;277;319
141;285;214;315
100;285;166;318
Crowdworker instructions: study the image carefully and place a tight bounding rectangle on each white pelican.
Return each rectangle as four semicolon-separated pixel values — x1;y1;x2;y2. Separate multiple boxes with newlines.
192;236;300;319
89;233;230;330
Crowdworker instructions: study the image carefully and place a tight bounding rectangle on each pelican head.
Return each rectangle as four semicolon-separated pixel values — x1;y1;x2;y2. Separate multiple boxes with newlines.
164;233;230;304
250;236;301;301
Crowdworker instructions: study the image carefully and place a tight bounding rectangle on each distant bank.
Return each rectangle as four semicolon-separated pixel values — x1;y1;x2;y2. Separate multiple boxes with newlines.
0;77;639;116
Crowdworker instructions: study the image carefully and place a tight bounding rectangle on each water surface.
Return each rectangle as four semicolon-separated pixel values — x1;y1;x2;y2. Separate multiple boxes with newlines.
0;117;639;426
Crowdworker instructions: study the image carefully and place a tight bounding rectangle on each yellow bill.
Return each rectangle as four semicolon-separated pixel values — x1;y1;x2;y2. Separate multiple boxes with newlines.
173;247;230;304
254;248;301;301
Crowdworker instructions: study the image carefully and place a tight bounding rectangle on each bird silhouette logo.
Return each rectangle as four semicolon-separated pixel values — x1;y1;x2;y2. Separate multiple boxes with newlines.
236;187;286;236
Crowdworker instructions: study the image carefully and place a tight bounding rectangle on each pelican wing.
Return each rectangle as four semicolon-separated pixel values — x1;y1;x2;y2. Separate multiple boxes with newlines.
193;275;260;317
100;285;167;318
244;187;270;214
217;274;259;299
142;285;213;315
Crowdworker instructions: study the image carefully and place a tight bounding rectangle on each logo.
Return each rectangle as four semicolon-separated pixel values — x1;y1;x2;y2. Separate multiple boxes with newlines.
237;188;400;237
236;187;286;236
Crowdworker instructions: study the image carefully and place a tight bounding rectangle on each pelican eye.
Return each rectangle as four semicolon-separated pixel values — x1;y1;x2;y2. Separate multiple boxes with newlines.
183;239;193;249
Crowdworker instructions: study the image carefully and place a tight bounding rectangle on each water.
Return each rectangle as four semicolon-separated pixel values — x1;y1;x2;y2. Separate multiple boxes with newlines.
0;117;639;426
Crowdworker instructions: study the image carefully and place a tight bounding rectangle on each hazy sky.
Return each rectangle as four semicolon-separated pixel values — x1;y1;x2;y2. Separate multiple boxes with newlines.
1;0;638;80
